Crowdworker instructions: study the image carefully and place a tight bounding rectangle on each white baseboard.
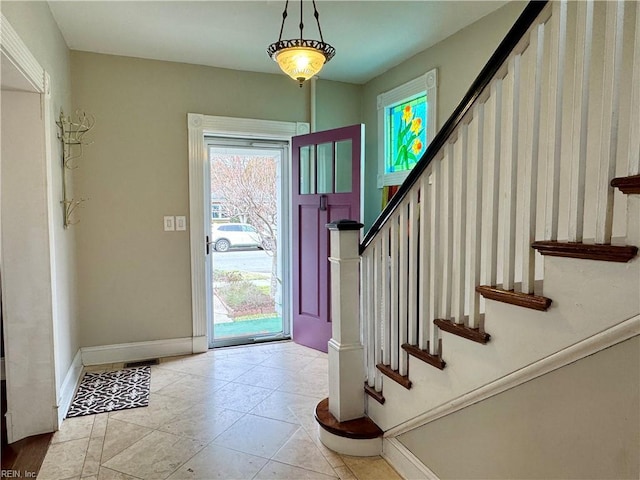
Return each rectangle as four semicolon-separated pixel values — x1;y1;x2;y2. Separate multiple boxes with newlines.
81;337;195;366
56;349;83;424
318;426;382;457
386;314;640;437
192;335;208;353
383;438;440;480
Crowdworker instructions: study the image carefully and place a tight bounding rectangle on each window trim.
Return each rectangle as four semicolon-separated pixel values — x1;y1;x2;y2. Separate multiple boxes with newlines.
377;69;438;188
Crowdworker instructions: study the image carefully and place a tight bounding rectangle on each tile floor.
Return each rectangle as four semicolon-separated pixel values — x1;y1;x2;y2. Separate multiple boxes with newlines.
39;341;402;480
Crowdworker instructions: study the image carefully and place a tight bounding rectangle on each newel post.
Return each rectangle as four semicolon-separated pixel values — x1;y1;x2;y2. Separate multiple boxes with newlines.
326;219;365;422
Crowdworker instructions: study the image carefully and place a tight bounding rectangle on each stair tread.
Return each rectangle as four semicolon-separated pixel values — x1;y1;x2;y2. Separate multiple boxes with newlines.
532;241;638;263
476;285;552;311
401;344;446;370
611;174;640;194
376;364;412;389
364;383;385;404
315;398;383;439
434;318;490;344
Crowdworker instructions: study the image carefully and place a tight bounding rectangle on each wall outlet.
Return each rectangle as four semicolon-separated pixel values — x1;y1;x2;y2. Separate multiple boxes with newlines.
176;216;187;231
164;216;175;231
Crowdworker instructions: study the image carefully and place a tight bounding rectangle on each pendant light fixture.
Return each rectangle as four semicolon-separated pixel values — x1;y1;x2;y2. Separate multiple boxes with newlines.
267;0;335;87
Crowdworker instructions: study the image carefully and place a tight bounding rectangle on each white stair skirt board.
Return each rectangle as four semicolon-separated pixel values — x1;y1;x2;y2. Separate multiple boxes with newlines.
318;427;383;457
81;337;195;366
383;437;440;480
56;349;84;425
385;314;640;438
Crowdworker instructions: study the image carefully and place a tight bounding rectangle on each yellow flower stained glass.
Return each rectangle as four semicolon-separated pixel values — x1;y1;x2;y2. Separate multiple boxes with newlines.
386;94;427;174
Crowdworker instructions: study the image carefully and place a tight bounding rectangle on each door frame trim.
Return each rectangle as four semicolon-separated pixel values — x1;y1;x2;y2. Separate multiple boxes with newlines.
1;13;59;440
187;114;309;351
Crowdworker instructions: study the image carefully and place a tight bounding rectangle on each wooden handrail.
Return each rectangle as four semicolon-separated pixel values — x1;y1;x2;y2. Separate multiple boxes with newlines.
361;0;549;252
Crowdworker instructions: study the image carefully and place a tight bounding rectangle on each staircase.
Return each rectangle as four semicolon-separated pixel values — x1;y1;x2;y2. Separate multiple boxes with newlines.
335;0;639;476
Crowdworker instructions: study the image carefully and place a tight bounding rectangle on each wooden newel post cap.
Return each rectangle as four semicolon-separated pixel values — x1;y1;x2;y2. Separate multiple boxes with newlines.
326;219;364;231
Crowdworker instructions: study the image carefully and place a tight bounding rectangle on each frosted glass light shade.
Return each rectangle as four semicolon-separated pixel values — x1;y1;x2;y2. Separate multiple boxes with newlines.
274;47;327;85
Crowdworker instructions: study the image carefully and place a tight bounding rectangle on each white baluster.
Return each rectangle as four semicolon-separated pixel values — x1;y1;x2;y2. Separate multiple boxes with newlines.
595;0;625;244
364;251;376;388
419;171;432;351
629;3;640;176
468;105;484;329
484;79;503;287
452;125;468;323
361;249;368;383
398;202;409;376
502;54;521;291
544;0;567;241
373;241;383;392
441;144;455;320
381;228;391;367
568;0;594;242
390;218;399;371
521;23;545;294
408;186;420;348
430;157;443;356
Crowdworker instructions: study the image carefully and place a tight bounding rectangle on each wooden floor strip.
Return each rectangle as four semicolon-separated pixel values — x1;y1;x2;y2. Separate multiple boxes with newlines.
1;432;53;476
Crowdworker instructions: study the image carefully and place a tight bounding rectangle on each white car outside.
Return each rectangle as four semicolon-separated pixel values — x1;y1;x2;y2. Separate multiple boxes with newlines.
212;223;262;252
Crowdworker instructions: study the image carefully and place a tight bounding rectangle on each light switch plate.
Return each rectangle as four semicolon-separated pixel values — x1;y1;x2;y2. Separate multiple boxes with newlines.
164;216;175;231
176;216;186;231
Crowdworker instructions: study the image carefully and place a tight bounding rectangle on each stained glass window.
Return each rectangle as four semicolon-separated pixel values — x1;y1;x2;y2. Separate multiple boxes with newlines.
377;69;437;188
386;94;427;175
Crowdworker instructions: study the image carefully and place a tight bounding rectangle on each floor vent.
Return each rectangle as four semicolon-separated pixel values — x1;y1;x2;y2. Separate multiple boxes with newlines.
124;358;159;368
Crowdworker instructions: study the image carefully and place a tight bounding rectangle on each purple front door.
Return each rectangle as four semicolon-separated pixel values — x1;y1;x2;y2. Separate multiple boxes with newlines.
291;124;363;352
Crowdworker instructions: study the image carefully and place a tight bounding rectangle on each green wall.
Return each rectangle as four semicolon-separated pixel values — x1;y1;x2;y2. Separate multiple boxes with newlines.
398;336;640;479
3;0;525;350
70;52;361;346
361;2;526;228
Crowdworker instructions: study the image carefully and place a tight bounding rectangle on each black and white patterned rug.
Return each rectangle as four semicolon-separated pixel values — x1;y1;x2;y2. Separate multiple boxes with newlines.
67;367;151;418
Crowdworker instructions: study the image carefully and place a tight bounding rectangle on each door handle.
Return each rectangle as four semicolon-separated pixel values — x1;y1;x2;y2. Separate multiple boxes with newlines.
319;195;327;211
206;235;211;255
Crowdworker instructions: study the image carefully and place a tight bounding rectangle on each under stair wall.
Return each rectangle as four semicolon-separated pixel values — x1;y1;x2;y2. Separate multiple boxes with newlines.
396;335;639;479
356;0;640;458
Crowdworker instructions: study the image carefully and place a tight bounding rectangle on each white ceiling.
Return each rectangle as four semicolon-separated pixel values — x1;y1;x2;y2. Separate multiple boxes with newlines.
48;0;509;85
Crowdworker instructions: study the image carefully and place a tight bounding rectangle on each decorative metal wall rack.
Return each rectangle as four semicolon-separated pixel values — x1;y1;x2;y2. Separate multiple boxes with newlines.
56;110;95;228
